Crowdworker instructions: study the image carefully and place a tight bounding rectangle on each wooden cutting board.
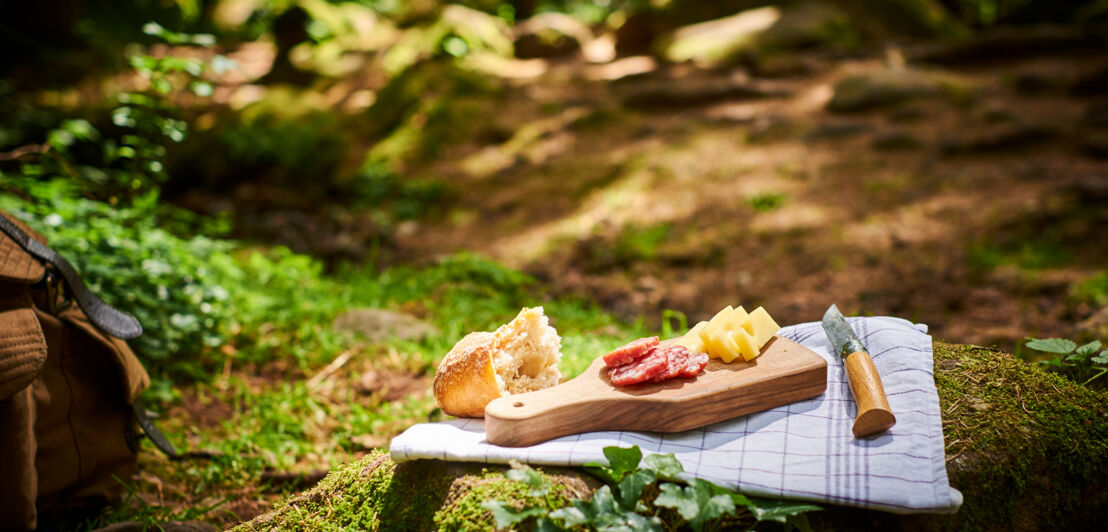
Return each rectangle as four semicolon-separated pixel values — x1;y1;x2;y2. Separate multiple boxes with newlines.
484;336;828;447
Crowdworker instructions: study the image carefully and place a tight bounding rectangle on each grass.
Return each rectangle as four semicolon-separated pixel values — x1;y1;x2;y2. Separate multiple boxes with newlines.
747;191;788;212
1071;270;1108;307
4;178;652;529
84;253;652;529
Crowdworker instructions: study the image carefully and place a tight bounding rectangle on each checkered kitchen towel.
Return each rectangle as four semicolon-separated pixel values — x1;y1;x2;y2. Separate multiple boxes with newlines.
390;317;962;513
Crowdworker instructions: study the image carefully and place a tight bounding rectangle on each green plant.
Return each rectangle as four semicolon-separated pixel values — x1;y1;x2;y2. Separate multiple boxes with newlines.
352;159;447;222
103;22;226;197
1071;271;1108;307
1026;337;1108;386
82;478;226;531
10;21;226;202
748;192;787;212
482;445;820;531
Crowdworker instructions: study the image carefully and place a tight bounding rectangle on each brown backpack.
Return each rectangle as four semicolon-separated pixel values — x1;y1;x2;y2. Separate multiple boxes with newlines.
0;212;155;531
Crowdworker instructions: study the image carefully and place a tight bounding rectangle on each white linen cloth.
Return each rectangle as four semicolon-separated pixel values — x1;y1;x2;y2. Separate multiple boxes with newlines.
390;317;962;513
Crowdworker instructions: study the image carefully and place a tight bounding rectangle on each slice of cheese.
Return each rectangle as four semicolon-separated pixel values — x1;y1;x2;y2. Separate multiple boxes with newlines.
698;306;734;345
671;321;708;353
731;328;759;361
746;306;781;347
706;331;742;363
687;304;782;364
724;306;750;335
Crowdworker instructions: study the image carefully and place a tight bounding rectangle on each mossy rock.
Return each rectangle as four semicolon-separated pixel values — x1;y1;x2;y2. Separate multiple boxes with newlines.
654;2;857;68
363;58;501;168
235;342;1108;531
827;68;977;113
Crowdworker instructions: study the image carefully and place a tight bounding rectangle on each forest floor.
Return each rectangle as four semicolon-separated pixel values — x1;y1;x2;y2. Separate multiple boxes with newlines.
384;38;1108;350
91;25;1108;530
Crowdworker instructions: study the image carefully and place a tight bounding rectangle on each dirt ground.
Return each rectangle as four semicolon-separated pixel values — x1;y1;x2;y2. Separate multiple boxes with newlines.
381;40;1108;353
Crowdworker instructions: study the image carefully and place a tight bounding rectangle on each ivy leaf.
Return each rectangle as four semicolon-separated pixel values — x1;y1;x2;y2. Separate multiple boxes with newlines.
1091;351;1108;365
654;480;736;532
786;512;816;532
481;501;546;528
655;483;699;520
743;497;822;523
617;469;656;510
597;511;663;532
585;464;620;486
643;452;684;479
729;491;753;507
1026;338;1077;354
604;445;643;479
549;506;588;527
587;445;643;484
1076;341;1103;357
582;485;621;519
571;484;663;531
507;463;549;496
534;516;562;532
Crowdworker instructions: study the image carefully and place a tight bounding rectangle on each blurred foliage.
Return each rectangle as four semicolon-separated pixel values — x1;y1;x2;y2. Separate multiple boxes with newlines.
170;107;350;193
1;21;225;203
2;176;279;383
1026;337;1108;387
1072;272;1108;308
365;58;500;167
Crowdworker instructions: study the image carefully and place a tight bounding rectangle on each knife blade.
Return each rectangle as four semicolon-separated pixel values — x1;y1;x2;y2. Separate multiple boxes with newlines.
822;304;896;438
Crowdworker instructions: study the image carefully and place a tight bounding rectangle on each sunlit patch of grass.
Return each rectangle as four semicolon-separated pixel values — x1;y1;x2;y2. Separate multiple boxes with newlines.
1071;271;1108;307
863;172;911;194
968;238;1072;273
613;223;671;262
747;192;787;212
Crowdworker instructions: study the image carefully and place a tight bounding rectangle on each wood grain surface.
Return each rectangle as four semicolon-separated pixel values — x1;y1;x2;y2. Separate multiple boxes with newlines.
844;351;896;438
484;336;827;447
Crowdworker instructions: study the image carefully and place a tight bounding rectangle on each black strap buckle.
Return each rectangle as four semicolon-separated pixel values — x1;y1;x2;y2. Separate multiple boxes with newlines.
41;268;74;315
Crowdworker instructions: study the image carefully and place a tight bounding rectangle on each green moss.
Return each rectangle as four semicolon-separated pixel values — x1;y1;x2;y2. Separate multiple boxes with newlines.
433;470;577;530
933;342;1108;531
232;452;395;531
235;453;591;531
240;344;1108;531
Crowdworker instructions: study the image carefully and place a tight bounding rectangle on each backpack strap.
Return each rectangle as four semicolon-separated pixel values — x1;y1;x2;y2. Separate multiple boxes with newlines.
132;399;180;458
0;214;142;339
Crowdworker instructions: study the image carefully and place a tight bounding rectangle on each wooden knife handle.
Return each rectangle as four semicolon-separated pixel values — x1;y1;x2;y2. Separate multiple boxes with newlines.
844;351;896;438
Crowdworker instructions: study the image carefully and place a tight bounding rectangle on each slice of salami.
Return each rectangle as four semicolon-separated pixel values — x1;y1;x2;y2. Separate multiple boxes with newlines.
609;345;668;386
680;351;709;378
651;345;690;382
603;336;659;367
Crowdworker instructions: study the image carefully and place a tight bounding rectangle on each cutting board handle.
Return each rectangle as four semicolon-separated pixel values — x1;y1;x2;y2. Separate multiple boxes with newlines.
484;369;617;447
844;351;896;438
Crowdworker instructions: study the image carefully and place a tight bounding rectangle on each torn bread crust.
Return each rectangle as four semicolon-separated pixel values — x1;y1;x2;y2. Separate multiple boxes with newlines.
433;307;563;418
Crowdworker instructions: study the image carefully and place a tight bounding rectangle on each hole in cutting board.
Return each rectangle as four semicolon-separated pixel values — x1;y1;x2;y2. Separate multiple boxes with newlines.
513;402;524;407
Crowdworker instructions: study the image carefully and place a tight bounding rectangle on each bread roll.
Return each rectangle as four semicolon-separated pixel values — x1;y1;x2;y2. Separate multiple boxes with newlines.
434;307;563;418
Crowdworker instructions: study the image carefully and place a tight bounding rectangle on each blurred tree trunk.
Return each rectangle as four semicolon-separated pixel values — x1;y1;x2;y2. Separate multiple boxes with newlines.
513;0;536;20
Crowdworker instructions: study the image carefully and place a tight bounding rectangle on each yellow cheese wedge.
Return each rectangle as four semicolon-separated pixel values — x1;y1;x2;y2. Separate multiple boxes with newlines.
724;306;750;334
706;331;742;363
731;328;760;361
688;304;783;364
698;306;734;345
671;321;708;353
745;306;781;347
